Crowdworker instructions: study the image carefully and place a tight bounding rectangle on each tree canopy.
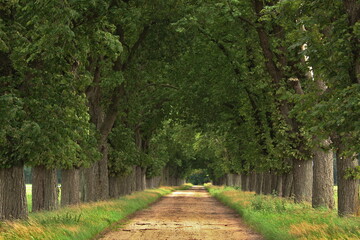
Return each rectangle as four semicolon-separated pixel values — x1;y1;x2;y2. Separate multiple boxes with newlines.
1;0;359;219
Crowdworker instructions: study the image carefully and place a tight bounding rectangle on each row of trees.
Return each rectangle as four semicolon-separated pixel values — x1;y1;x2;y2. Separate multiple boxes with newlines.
1;0;359;220
159;0;360;216
0;0;189;220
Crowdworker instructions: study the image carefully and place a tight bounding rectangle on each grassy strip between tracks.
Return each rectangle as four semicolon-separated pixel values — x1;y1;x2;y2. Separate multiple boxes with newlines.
0;184;192;240
206;185;360;240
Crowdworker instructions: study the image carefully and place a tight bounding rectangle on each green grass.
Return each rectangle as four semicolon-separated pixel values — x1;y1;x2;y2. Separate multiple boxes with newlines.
26;184;32;212
206;185;360;240
1;186;180;240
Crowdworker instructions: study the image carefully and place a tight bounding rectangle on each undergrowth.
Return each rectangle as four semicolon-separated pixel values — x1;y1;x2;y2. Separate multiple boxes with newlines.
0;186;181;240
206;185;360;240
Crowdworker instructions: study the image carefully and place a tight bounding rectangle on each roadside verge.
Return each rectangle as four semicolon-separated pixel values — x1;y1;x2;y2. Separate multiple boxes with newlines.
0;186;190;240
206;184;360;240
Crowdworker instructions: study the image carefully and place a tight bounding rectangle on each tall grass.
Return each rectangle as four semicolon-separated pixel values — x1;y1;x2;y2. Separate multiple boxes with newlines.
206;185;360;240
1;186;181;240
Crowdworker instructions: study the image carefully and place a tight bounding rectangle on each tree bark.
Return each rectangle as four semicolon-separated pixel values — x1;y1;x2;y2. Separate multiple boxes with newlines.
125;174;132;195
151;176;158;188
119;175;128;195
61;168;80;206
135;166;143;191
109;175;121;198
312;138;335;209
241;174;247;190
233;174;242;187
0;165;28;220
141;167;147;190
245;174;250;191
157;176;162;187
336;148;359;216
164;167;171;186
249;172;257;191
293;159;313;203
276;174;283;197
271;173;278;195
80;166;95;202
32;165;58;212
255;172;263;194
263;172;272;195
146;177;153;189
94;144;110;200
226;173;234;186
131;166;136;192
283;172;294;198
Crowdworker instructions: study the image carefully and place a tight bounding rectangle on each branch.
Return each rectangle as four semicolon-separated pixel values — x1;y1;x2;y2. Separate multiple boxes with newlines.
113;24;151;71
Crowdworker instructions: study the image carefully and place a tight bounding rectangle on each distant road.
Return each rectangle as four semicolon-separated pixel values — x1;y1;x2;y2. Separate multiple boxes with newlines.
98;186;263;240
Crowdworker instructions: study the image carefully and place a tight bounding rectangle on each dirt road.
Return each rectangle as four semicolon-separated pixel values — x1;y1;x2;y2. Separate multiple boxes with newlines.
99;186;263;240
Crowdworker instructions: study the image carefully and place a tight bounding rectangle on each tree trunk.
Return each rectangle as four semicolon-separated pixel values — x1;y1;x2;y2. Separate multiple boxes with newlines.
312;138;335;209
94;144;110;200
153;176;159;188
336;149;359;216
233;174;241;187
109;175;121;198
135;166;142;191
32;165;58;212
283;171;294;198
241;174;247;190
152;176;158;188
61;168;80;207
146;177;152;189
125;173;132;195
245;174;251;191
141;167;147;190
157;176;162;187
130;166;136;192
226;173;234;186
276;174;283;197
255;172;263;195
120;175;129;195
86;64;125;203
293;159;313;203
171;175;176;186
271;173;278;195
250;172;257;191
263;172;272;195
162;167;169;186
0;165;28;220
80;166;95;202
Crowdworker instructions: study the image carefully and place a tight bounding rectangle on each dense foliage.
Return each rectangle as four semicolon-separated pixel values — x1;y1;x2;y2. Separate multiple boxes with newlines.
0;0;359;219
